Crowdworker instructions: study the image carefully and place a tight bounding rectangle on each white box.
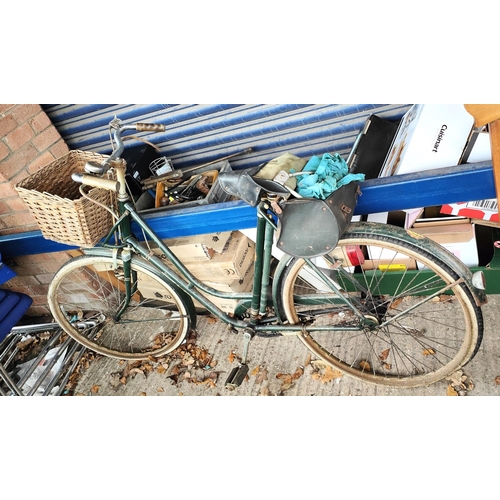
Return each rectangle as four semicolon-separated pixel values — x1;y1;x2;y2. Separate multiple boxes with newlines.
380;104;474;177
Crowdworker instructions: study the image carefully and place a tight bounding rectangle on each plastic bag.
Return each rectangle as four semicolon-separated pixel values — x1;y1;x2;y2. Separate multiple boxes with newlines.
14;345;68;395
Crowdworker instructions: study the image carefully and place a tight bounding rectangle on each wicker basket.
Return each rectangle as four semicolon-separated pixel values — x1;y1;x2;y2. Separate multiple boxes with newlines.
15;150;117;247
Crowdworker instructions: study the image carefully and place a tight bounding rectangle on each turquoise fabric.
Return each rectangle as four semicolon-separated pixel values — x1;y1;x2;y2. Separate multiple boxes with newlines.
296;153;365;199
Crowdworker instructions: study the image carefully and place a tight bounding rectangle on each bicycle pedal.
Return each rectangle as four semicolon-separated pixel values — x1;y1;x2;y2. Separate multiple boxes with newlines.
225;363;249;389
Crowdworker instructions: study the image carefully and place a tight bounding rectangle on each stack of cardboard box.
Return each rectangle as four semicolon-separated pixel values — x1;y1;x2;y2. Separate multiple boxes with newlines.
151;231;255;313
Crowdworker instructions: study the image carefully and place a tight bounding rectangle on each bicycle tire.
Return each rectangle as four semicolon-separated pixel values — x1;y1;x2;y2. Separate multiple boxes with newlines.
48;254;192;360
279;224;483;387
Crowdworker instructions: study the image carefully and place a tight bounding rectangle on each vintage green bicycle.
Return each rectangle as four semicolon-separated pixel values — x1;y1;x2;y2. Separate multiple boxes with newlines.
46;118;487;389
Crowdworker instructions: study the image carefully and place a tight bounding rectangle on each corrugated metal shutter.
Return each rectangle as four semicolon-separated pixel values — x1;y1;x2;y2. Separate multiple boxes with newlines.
42;104;411;171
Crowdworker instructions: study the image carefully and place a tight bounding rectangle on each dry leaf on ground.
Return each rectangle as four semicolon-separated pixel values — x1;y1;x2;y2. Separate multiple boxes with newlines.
108;373;122;389
256;369;268;384
379;349;390;361
276;373;294;391
16;337;36;350
446;370;474;395
359;360;371;371
128;367;146;378
321;366;343;384
311;359;330;370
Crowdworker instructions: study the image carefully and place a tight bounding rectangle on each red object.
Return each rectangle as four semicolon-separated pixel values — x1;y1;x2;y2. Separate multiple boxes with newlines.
441;202;499;222
345;245;364;266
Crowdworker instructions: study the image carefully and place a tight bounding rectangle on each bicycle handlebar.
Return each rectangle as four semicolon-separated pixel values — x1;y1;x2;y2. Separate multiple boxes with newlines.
104;121;165;168
72;119;166;187
72;173;120;191
136;123;166;132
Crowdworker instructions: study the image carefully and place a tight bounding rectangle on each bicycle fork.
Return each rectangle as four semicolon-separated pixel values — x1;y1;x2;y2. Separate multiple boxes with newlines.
113;247;136;321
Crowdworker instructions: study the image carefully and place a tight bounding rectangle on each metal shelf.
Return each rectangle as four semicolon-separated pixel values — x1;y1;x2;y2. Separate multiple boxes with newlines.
0;161;496;259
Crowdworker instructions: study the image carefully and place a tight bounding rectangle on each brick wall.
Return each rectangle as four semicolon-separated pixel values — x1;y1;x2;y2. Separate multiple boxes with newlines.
0;104;73;317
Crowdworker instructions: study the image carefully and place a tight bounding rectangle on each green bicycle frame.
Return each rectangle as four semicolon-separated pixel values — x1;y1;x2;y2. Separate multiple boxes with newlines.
84;161;357;336
91;159;486;337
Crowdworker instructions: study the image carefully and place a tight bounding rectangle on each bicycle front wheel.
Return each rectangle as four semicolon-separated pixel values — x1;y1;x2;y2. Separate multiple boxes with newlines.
48;255;192;360
279;224;483;387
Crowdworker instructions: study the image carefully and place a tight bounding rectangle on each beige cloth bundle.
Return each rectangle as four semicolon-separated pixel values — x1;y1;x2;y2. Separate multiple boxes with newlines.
254;153;307;189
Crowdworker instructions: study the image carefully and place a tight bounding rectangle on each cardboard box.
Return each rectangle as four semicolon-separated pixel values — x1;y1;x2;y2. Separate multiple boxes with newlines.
361;258;417;272
177;232;255;281
379;104;474;177
363;211;419;269
162;236;215;261
441;200;498;223
128;232;254;304
411;218;478;267
151;232;253;280
204;261;255;292
362;244;417;271
198;231;234;253
367;209;424;230
152;231;233;262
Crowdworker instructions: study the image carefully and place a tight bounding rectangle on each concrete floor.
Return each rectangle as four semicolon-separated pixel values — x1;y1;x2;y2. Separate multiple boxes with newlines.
72;295;500;396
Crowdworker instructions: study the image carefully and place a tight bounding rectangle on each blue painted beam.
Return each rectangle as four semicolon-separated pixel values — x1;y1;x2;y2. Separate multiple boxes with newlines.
354;161;496;214
0;162;495;259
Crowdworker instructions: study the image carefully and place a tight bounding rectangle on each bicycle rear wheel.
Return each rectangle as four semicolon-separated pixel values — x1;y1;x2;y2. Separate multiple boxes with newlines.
279;224;483;387
48;254;192;360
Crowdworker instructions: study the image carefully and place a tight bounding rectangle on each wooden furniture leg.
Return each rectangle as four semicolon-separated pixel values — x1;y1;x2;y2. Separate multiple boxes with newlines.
464;104;500;214
488;120;500;213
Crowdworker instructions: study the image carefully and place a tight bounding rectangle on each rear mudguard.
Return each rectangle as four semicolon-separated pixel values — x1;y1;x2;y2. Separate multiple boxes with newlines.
357;222;487;306
81;247;198;328
272;222;487;316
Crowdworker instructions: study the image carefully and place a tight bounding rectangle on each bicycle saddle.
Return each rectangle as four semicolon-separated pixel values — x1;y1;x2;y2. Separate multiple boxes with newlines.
218;166;291;207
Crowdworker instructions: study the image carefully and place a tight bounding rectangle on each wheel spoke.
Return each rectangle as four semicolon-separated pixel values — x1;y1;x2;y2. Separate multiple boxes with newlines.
280;225;482;387
48;256;190;359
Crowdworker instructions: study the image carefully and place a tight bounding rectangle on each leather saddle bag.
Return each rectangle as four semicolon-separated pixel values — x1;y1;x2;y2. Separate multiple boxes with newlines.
276;181;361;258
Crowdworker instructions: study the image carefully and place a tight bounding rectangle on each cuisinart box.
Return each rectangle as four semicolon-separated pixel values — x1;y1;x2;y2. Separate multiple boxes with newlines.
379;104;475;177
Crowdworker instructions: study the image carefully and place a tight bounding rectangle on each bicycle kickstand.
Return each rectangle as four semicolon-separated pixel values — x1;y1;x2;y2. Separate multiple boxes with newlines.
225;328;254;389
